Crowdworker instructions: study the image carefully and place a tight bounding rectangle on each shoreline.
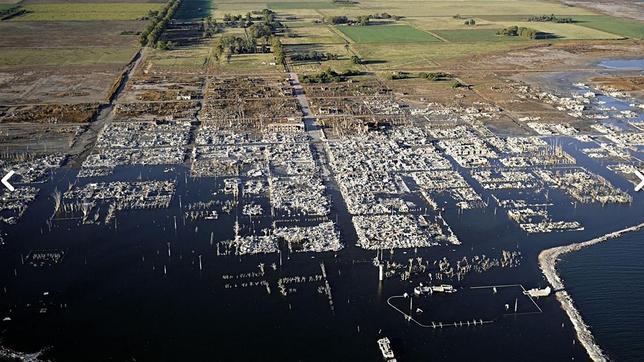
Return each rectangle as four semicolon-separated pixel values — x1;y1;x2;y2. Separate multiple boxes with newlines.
538;222;644;362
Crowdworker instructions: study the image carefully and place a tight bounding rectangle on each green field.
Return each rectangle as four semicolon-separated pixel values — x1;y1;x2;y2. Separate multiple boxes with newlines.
148;47;210;68
479;14;644;39
353;41;523;69
407;16;499;31
210;0;638;70
497;21;623;40
16;3;162;21
0;47;137;66
283;25;345;44
268;2;339;9
572;15;644;39
317;0;595;17
433;29;525;42
337;25;441;43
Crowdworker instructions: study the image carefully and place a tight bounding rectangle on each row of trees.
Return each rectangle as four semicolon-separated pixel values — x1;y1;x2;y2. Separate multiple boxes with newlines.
389;72;410;80
222;13;252;27
324;15;349;24
212;33;282;64
204;16;222;38
0;6;26;20
450;80;465;88
323;13;400;26
418;72;453;81
221;9;282;29
139;0;182;48
323;15;369;26
272;38;284;64
527;14;574;23
210;9;287;64
369;13;402;20
291;51;339;62
354;15;370;26
497;25;543;39
387;71;454;81
213;35;259;59
156;40;176;50
301;68;362;84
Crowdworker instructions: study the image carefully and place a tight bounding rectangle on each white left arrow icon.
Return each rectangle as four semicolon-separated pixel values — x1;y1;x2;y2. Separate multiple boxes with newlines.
635;169;644;192
2;170;15;192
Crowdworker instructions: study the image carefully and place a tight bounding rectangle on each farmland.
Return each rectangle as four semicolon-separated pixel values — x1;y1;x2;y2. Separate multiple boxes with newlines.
337;24;441;43
0;0;642;359
352;41;522;69
146;46;210;68
267;2;341;10
0;47;137;67
571;15;644;39
315;0;597;17
0;0;638;104
432;29;524;42
14;3;163;21
0;0;158;107
478;14;644;39
0;21;143;47
407;16;500;31
495;21;624;40
282;25;345;44
207;0;642;65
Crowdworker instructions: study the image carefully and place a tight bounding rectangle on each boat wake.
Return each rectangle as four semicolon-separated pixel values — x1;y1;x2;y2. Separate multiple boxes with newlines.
538;222;644;362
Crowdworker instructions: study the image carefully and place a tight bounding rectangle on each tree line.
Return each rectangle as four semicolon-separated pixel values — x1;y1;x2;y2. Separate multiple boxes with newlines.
221;9;283;29
323;13;401;26
497;25;544;39
211;10;285;64
204;16;223;38
0;6;26;20
527;14;574;23
301;68;362;84
139;0;182;49
418;72;453;81
291;52;339;62
272;38;284;64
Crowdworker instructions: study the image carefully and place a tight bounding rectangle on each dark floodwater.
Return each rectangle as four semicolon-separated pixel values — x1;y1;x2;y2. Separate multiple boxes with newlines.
559;231;644;362
0;142;642;362
0;60;643;360
540;58;644;362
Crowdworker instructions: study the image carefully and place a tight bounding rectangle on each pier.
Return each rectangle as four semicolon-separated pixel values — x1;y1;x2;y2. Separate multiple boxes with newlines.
386;295;495;329
539;222;644;362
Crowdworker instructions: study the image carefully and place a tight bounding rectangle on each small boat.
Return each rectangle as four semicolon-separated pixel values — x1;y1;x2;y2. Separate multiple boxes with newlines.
377;337;395;360
431;284;456;293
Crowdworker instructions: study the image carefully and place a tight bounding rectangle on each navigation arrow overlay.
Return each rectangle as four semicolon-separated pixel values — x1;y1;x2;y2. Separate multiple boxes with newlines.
635;169;644;192
2;170;15;192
